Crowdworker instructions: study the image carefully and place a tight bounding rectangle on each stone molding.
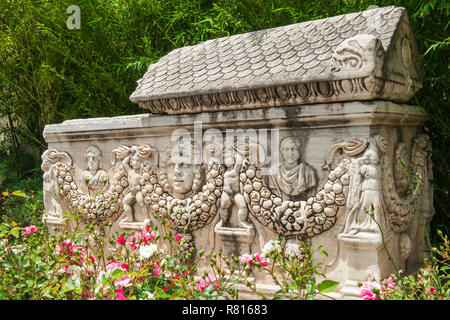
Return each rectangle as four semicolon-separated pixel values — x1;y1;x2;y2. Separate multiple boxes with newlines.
43;101;427;143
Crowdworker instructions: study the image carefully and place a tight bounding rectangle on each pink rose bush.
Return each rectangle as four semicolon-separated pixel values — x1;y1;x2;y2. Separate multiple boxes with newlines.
239;253;269;267
22;225;37;238
360;279;382;300
95;261;132;299
195;274;219;292
116;235;126;245
360;276;397;300
128;225;156;250
57;239;88;266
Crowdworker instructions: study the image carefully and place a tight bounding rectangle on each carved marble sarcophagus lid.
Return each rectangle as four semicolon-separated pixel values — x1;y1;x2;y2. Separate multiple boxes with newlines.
42;6;433;299
130;6;423;114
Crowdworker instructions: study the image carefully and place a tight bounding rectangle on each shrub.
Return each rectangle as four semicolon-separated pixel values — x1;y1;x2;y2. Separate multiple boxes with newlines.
0;202;338;300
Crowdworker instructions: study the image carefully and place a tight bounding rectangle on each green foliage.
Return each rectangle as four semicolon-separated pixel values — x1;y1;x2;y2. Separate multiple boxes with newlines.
241;238;338;300
0;151;43;225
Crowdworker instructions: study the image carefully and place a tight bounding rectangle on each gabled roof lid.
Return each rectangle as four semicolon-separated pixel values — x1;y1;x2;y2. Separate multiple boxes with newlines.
130;6;423;114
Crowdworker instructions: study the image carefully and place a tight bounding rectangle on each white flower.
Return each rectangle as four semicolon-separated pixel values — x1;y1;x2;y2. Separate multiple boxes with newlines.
142;290;155;300
262;240;281;257
139;244;158;259
10;245;24;255
68;265;82;288
284;242;303;260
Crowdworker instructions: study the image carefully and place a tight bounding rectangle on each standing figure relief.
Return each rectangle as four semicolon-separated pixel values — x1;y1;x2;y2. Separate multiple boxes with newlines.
81;145;109;194
343;135;387;236
42;149;73;220
112;144;158;223
217;141;253;229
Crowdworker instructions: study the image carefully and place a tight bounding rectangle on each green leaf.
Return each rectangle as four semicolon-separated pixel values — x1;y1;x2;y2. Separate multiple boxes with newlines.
61;280;76;294
111;268;124;279
317;280;339;293
306;277;315;294
10;227;20;238
11;190;26;197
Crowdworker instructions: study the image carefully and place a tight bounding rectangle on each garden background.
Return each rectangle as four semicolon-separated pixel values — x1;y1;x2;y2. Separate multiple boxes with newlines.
0;0;448;241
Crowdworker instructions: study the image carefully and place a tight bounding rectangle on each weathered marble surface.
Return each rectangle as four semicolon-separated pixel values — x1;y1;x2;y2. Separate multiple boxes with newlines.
42;6;433;299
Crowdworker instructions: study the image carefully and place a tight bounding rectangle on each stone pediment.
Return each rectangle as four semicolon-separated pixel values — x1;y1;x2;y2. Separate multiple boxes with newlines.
130;6;423;114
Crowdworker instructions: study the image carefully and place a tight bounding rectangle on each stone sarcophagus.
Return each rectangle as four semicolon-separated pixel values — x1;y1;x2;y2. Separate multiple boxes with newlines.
42;6;433;299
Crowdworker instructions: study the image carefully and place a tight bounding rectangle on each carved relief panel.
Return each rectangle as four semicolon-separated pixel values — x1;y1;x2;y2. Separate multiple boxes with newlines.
41;128;433;267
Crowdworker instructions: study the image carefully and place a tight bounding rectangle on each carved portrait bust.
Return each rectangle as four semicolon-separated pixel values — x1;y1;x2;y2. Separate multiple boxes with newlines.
159;139;203;199
266;136;316;201
81;145;109;193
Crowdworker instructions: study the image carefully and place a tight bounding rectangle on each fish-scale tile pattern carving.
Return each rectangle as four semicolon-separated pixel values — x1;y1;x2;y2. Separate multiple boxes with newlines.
130;6;404;109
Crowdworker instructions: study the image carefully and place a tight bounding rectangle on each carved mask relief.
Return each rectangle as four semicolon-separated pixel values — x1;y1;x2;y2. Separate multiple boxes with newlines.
159;140;203;199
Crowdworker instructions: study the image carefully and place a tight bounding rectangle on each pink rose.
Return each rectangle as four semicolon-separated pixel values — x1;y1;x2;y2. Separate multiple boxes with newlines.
116;235;126;245
195;274;219;292
115;275;132;288
254;253;269;267
22;225;37;238
128;230;156;250
382;277;397;291
238;253;254;265
153;266;161;276
175;234;183;242
25;225;37;233
110;287;127;300
173;273;181;280
360;281;381;300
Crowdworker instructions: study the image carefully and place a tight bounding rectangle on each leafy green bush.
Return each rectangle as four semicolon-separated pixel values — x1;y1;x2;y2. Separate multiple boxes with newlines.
0;205;338;300
0;151;43;226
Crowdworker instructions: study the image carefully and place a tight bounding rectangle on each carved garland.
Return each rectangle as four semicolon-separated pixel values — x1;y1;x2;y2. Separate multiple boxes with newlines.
239;138;367;239
44;137;371;252
47;145;224;255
